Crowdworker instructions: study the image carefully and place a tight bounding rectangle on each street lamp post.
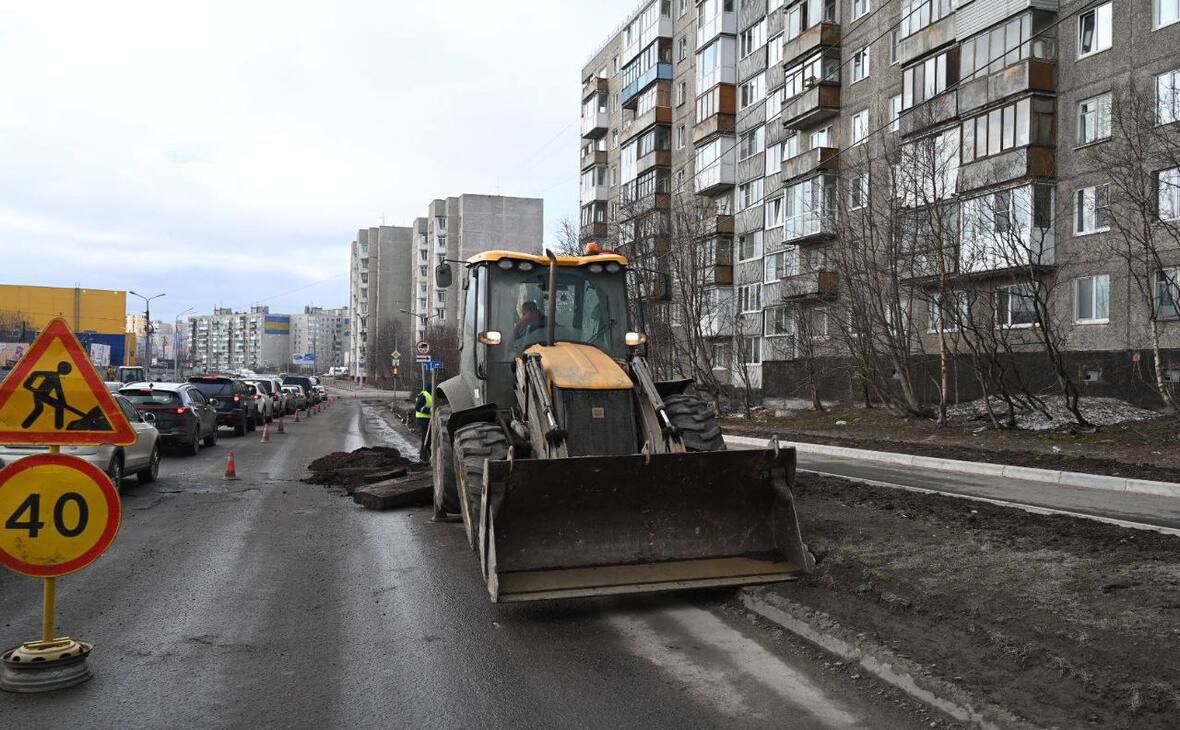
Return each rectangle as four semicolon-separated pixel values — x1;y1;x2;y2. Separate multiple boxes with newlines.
400;309;441;391
174;306;195;381
129;290;166;374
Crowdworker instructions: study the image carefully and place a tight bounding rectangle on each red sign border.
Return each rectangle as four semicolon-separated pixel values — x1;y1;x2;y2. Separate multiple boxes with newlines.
0;318;136;446
0;454;122;577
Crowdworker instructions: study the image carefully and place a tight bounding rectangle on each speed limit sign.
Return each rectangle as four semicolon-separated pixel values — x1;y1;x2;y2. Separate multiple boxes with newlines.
0;454;121;577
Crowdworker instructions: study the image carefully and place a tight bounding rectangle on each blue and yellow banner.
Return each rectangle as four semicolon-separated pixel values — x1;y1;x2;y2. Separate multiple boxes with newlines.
264;315;290;335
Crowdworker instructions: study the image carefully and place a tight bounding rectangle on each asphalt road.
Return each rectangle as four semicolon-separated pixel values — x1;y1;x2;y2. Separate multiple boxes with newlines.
0;396;940;729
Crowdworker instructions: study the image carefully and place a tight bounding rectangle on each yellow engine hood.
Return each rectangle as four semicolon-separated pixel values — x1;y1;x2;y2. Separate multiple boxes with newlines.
523;343;633;390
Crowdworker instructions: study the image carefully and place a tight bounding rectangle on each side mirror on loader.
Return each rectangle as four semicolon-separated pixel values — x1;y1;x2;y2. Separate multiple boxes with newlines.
435;262;453;289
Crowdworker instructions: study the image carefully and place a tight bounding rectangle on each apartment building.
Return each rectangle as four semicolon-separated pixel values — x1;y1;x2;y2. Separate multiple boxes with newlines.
185;306;291;373
583;0;1180;403
348;195;543;381
290;306;350;372
349;225;412;382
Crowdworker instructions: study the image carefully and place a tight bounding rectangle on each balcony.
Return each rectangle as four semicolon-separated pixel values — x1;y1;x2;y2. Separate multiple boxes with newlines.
636;148;672;174
622;63;674;109
781;85;841;131
705;263;735;285
581;184;609;204
623;103;673;142
697;10;736;48
957;60;1055;116
581;109;610;140
620;192;671;218
899;91;959;137
699;214;735;236
694;112;736;144
958;146;1055;193
781;146;839;183
781;270;838;300
782;22;841;66
784;212;837;246
897;14;956;67
580;222;609;240
695;158;737;195
581;148;608;170
582;76;609;101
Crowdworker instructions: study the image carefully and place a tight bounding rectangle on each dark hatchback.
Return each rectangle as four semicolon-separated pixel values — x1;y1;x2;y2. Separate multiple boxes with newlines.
187;376;258;436
120;383;218;455
282;375;320;404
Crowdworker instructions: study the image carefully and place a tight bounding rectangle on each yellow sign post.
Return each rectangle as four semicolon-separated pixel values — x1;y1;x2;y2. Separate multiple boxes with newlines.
0;318;130;693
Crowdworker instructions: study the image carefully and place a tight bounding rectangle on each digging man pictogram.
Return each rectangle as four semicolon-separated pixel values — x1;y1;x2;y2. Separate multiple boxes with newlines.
21;361;111;431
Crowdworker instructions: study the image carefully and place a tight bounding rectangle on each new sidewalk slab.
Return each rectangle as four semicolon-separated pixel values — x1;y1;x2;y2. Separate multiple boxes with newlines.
726;434;1180;533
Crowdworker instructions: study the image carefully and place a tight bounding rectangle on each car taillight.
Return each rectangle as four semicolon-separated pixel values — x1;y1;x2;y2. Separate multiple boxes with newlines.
176;407;187;414
233;395;241;403
253;394;261;400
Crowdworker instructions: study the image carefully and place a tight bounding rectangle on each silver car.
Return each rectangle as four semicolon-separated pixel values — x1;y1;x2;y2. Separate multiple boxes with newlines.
0;394;161;490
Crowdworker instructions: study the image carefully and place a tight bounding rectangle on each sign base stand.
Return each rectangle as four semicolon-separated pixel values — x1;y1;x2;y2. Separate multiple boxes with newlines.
0;638;93;693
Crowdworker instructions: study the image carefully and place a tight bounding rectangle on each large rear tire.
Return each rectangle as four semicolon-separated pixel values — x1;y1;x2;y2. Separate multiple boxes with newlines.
663;394;726;452
453;422;509;551
431;404;459;517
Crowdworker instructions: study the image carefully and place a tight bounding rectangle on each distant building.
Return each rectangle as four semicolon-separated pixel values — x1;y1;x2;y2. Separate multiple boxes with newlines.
348;194;544;382
0;283;130;366
290;306;349;372
184;306;291;373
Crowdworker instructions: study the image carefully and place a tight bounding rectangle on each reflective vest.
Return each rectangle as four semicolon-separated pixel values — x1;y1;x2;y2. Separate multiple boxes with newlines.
415;390;433;419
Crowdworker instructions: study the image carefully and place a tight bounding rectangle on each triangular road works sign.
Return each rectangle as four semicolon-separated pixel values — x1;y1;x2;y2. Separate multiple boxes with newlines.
0;318;135;446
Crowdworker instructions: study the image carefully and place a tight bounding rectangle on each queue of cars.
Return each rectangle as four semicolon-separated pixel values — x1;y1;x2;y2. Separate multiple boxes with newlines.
0;371;329;492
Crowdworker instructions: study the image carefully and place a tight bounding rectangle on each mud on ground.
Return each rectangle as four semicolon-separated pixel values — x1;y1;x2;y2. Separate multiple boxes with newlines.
784;474;1180;729
304;447;421;488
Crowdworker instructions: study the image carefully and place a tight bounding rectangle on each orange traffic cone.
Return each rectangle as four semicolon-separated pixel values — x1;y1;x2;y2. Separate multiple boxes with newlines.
277;417;285;434
260;422;270;443
294;409;301;423
224;450;239;480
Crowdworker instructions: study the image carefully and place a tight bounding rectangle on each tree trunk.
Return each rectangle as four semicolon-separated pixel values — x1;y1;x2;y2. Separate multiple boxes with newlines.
1150;320;1179;411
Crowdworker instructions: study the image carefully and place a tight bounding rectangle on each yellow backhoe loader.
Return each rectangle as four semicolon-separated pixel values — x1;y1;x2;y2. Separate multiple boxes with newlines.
427;248;813;602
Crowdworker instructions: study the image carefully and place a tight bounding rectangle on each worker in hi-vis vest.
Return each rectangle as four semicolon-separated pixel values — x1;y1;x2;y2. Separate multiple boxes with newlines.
414;384;433;445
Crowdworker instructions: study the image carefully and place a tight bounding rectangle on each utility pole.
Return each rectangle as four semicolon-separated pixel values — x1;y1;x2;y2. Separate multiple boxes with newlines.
129;291;165;372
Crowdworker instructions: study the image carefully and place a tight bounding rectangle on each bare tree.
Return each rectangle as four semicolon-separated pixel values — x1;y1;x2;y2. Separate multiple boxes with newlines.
1087;81;1180;411
553;215;585;256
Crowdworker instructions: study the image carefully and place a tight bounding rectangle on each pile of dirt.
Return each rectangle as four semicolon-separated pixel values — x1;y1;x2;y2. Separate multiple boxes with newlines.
304;447;422;488
726;422;1180;484
783;474;1180;729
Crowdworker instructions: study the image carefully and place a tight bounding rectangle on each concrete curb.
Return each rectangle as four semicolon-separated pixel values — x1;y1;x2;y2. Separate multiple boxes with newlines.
739;588;1035;730
724;434;1180;499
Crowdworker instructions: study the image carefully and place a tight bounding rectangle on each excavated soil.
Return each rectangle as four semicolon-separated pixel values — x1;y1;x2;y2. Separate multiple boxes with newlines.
304;447;420;487
783;474;1180;729
726;422;1180;484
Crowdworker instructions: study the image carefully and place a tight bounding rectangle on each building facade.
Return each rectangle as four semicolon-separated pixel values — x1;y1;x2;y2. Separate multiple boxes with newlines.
583;0;1180;402
184;306;291;373
0;283;131;366
348;195;543;381
290;306;350;372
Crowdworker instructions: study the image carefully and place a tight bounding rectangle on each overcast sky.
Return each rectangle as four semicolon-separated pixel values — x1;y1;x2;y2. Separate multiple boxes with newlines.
0;1;638;324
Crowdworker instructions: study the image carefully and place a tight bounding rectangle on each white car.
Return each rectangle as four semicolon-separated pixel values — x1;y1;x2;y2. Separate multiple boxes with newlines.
0;394;161;490
245;382;274;423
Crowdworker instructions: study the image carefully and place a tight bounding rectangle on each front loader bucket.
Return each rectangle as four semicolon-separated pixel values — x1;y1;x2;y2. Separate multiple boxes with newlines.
477;447;814;603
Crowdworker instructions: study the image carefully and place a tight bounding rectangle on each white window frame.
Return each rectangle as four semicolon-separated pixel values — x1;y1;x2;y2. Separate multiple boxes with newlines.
1159;167;1180;221
996;284;1039;328
851;47;870;83
927;292;969;333
764;306;794;337
852;0;871;20
1156;0;1180;28
765;195;785;228
1157;69;1180;124
739;283;763;313
1074;184;1110;235
738;335;762;365
1157;267;1180;319
1074;274;1111;324
676;124;686;149
1078;93;1112;144
890;94;902;132
738;230;764;261
1078;2;1113;59
850;110;869;146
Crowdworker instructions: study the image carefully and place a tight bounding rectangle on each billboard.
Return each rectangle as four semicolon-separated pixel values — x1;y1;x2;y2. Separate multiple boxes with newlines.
264;315;290;335
0;342;30;369
292;353;315;366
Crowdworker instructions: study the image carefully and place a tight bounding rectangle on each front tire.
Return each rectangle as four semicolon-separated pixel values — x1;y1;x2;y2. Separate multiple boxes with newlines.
107;453;124;491
138;445;160;484
663;394;726;452
453;422;510;551
431;405;459;517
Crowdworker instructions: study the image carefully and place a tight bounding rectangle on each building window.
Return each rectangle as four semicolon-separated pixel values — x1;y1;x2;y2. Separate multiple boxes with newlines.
1159;167;1180;220
1078;2;1113;58
1157;69;1180;124
851;47;870;83
738;178;764;211
1074;275;1111;323
764;306;794;336
901;50;952;110
1157;0;1180;28
1074;184;1110;235
786;0;836;40
740;19;766;58
679;36;689;61
850;110;869;145
739;283;762;312
809;126;831;148
960;98;1054;164
1157;267;1180;318
765;195;785;228
738;126;765;159
740;73;766;109
738;230;764;260
1078;94;1112;144
676;124;686;149
852;0;871;19
850;173;869;209
899;0;953;38
996;284;1038;327
927;292;969;332
890;95;902;132
890;29;899;64
764;249;798;282
676;81;687;107
738;335;762;364
767;35;783;67
680;0;689;17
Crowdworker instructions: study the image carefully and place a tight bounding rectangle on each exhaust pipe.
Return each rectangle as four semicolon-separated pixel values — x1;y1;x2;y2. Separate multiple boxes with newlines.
545;248;558;347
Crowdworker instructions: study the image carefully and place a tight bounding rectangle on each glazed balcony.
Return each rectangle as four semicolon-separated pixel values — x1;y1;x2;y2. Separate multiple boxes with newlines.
958;146;1055;193
622;63;674;109
636;148;672;174
623;103;673;143
899;92;959;137
897;14;956;67
781;146;839;184
580;184;610;204
781;270;838;300
957;59;1055;116
581;148;608;171
699;214;735;236
695;159;737;195
694;112;736;144
782;22;841;66
581;109;610;140
582;76;609;101
781;84;841;131
579;222;609;240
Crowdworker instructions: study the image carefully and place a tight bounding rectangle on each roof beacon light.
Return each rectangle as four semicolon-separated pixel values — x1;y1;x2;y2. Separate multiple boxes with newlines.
585;242;601;255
